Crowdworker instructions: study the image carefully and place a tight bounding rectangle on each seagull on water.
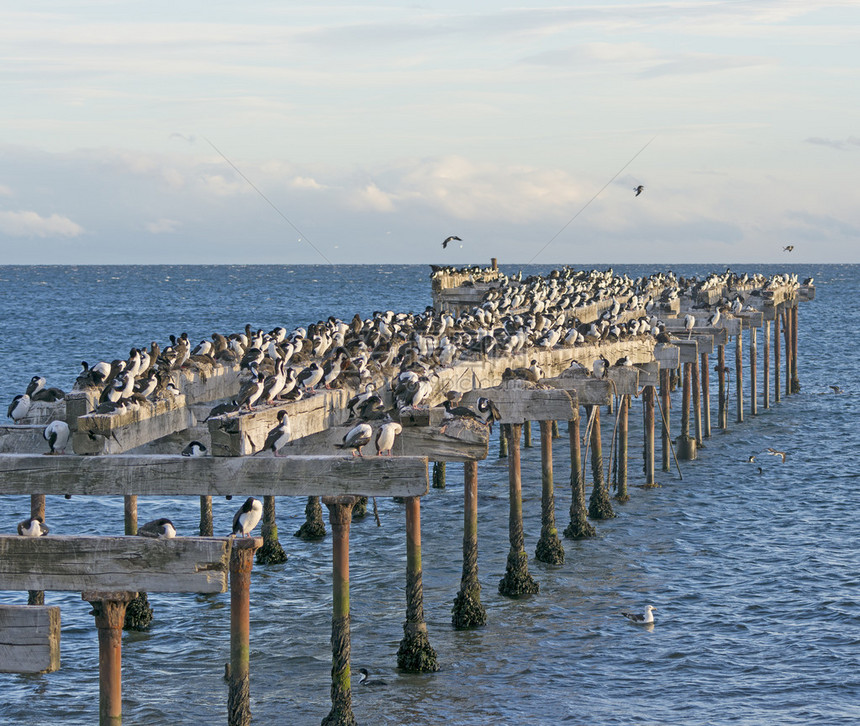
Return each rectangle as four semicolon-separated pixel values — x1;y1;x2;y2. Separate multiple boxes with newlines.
622;605;656;624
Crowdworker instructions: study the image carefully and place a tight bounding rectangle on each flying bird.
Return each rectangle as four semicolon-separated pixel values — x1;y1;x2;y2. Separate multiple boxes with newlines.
442;235;462;249
783;245;794;252
766;447;788;463
232;497;263;537
622;605;656;624
634;185;644;196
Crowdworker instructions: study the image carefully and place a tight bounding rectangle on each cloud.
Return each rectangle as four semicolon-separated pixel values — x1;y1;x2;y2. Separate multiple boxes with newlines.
146;218;181;234
0;210;84;238
804;136;860;151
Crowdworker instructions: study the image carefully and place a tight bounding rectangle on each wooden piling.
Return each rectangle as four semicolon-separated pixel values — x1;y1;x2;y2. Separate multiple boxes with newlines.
28;495;45;606
750;326;758;416
676;362;697;460
397;496;438;671
564;414;595;539
717;344;728;429
498;423;508;458
498;423;539;595
736;328;744;424
552;420;560;439
615;396;629;502
701;352;711;438
643;386;656;486
774;305;782;403
322;496;357;726
783;307;792;396
83;590;137;726
587;406;615;520
228;536;263;726
660;369;671;471
691;357;703;447
523;420;532;448
256;495;287;565
431;460;446;489
791;305;800;393
295;496;326;540
452;460;486;628
199;496;214;536
763;321;771;409
535;420;564;563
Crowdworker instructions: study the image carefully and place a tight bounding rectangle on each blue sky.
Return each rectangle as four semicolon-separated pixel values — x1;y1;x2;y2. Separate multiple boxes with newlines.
1;1;858;264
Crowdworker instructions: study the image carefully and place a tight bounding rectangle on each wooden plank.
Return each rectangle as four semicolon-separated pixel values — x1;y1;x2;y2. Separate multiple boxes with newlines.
460;382;577;423
285;419;489;462
0;454;428;497
0;536;230;594
654;343;680;369
15;400;65;427
0;604;60;673
675;339;700;364
736;311;764;330
635;362;659;388
0;425;46;454
542;375;612;406
605;366;639;396
73;394;195;455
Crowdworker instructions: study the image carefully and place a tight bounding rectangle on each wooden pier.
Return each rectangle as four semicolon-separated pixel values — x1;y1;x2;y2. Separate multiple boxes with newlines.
1;262;812;725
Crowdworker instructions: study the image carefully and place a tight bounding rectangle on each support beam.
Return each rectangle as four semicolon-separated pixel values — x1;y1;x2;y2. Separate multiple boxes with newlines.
692;357;703;447
587;405;615;519
660;369;671;471
28;494;45;606
736;329;744;424
535;420;564;563
791;305;800;393
701;352;711;438
615;396;629;502
717;344;728;429
228;537;263;726
763;321;771;409
0;604;60;673
564;414;595;539
750;326;758;416
643;386;656;486
452;460;486;628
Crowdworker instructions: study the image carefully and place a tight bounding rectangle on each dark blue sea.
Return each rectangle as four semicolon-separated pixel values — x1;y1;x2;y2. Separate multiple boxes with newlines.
0;264;857;725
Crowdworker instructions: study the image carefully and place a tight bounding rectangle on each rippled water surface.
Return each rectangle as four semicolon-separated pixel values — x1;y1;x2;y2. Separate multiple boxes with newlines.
0;264;857;725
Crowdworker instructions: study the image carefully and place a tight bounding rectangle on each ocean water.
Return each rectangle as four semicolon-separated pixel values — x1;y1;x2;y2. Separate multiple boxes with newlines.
0;263;857;726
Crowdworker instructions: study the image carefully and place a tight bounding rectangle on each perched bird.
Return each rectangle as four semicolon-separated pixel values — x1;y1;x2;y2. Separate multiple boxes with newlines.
181;441;207;457
442;235;462;249
232;497;263;537
43;420;70;455
337;422;373;457
358;668;388;686
829;385;843;394
7;393;31;422
297;362;324;392
17;516;49;537
138;518;177;538
258;410;291;457
783;245;794;252
374;420;403;456
634;185;644;197
237;372;265;411
684;314;696;339
766;447;787;463
622;605;656;624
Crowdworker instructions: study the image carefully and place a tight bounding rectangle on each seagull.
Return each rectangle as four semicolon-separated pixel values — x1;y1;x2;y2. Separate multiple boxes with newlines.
43;420;70;455
829;385;843;394
18;516;49;536
232;497;263;537
138;518;177;538
181;441;207;457
442;235;462;249
634;185;644;197
622;605;656;624
766;447;787;463
783;245;794;252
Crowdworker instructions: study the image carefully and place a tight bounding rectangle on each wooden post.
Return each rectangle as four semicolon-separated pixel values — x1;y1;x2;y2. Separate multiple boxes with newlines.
498;423;539;595
791;305;800;393
564;413;595;539
397;497;438;671
295;496;326;540
643;386;656;486
763;322;771;409
736;328;744;424
717;344;728;429
498;423;508;458
535;420;564;563
123;499;153;631
199;496;213;536
83;590;137;726
228;536;263;726
452;460;486;628
256;496;287;565
431;461;446;489
750;326;758;416
783;307;792;396
523;420;532;448
28;495;46;606
322;496;357;726
660;369;671;471
701;352;711;438
587;406;615;520
774;305;782;403
691;357;703;447
615;396;629;502
676;362;696;460
552;419;560;439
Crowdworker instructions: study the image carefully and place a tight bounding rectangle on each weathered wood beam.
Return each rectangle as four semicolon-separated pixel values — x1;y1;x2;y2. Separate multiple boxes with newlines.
541;374;611;406
0;535;230;593
0;454;429;497
459;381;577;423
0;604;61;673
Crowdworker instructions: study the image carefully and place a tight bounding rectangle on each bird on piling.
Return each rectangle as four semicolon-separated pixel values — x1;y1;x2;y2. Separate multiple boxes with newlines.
374;419;403;456
138;518;177;538
17;516;49;537
43;420;70;455
684;314;696;339
257;410;291;457
622;605;656;624
7;393;31;422
337;422;373;457
442;235;462;249
232;497;263;537
634;185;645;197
26;375;65;402
181;441;207;457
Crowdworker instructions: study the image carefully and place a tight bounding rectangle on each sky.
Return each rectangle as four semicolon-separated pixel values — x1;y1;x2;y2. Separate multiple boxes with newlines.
1;1;858;265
